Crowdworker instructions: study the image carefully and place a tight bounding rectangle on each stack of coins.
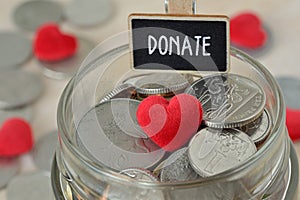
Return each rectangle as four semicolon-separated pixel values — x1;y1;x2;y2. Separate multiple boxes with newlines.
76;71;272;193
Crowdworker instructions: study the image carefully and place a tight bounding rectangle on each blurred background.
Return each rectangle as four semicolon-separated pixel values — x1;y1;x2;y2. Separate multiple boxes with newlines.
0;0;300;199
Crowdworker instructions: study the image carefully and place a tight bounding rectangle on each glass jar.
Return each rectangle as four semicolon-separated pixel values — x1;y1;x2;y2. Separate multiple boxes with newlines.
51;32;299;200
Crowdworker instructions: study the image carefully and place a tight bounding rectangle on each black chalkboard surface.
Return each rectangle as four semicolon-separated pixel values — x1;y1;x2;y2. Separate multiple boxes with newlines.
129;14;229;72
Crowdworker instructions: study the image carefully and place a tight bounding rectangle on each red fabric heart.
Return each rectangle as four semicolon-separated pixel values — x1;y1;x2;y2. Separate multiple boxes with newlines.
230;12;267;49
34;23;77;62
137;94;203;152
0;118;34;157
286;108;300;141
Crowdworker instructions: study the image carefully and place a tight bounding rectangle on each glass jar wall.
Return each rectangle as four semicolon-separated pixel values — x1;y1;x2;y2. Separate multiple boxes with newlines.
51;33;298;200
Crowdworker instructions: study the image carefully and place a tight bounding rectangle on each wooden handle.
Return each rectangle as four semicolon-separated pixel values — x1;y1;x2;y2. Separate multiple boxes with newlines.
166;0;196;15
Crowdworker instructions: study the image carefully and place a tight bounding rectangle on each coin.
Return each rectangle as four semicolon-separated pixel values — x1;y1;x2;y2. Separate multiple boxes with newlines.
6;172;54;200
39;37;95;80
0;70;43;109
64;0;112;27
188;128;257;177
0;32;32;70
120;168;158;182
32;131;58;171
276;76;300;109
0;106;32;125
13;0;63;31
134;73;193;99
185;74;266;128
0;158;19;189
160;147;199;182
76;99;165;171
238;109;271;145
99;84;137;104
103;184;165;200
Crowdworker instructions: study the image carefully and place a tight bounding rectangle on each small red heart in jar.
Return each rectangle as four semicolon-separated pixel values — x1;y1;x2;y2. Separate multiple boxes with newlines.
0;118;34;157
136;94;203;152
286;108;300;141
230;12;267;49
33;23;77;61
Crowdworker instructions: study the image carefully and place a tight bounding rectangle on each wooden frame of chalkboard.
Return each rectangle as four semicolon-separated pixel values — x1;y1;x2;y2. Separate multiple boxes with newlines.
129;14;230;73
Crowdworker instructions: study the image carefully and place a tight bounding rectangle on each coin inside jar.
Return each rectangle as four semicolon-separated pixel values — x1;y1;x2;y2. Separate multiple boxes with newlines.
185;74;266;128
76;99;165;171
133;73;193;100
99;83;137;104
238;109;271;146
120;168;158;182
188;128;257;177
160;147;199;182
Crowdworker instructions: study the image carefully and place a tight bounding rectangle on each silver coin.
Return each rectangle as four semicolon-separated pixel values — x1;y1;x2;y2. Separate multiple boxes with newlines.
13;0;63;31
39;37;95;80
0;32;32;69
135;73;193;96
0;106;32;125
0;158;19;189
160;148;199;182
103;184;165;200
188;128;257;177
6;172;54;200
238;109;271;145
185;74;266;128
99;83;137;104
276;76;300;109
64;0;112;27
76;99;165;171
120;168;158;182
32;131;58;171
0;70;43;109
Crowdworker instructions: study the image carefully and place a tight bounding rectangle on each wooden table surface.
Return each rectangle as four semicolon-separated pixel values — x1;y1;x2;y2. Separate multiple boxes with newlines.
0;0;300;199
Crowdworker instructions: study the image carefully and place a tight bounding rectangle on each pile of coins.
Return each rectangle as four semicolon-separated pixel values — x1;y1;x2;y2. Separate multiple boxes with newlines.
76;72;271;185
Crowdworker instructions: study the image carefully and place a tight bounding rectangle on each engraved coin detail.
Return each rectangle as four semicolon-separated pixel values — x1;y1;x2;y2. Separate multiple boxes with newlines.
188;128;257;177
76;99;165;171
185;74;266;128
120;168;158;182
160;147;199;182
238;109;271;145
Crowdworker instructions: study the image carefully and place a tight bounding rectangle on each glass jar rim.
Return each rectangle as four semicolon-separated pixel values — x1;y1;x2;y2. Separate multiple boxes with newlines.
57;46;285;189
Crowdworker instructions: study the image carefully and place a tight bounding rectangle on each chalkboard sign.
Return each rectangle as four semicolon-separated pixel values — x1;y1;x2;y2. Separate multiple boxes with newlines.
129;14;230;72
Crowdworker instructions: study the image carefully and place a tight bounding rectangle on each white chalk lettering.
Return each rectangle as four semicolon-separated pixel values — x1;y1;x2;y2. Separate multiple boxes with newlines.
169;36;180;55
181;36;193;56
158;35;168;55
147;35;211;56
194;36;202;56
203;36;211;56
148;35;157;55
